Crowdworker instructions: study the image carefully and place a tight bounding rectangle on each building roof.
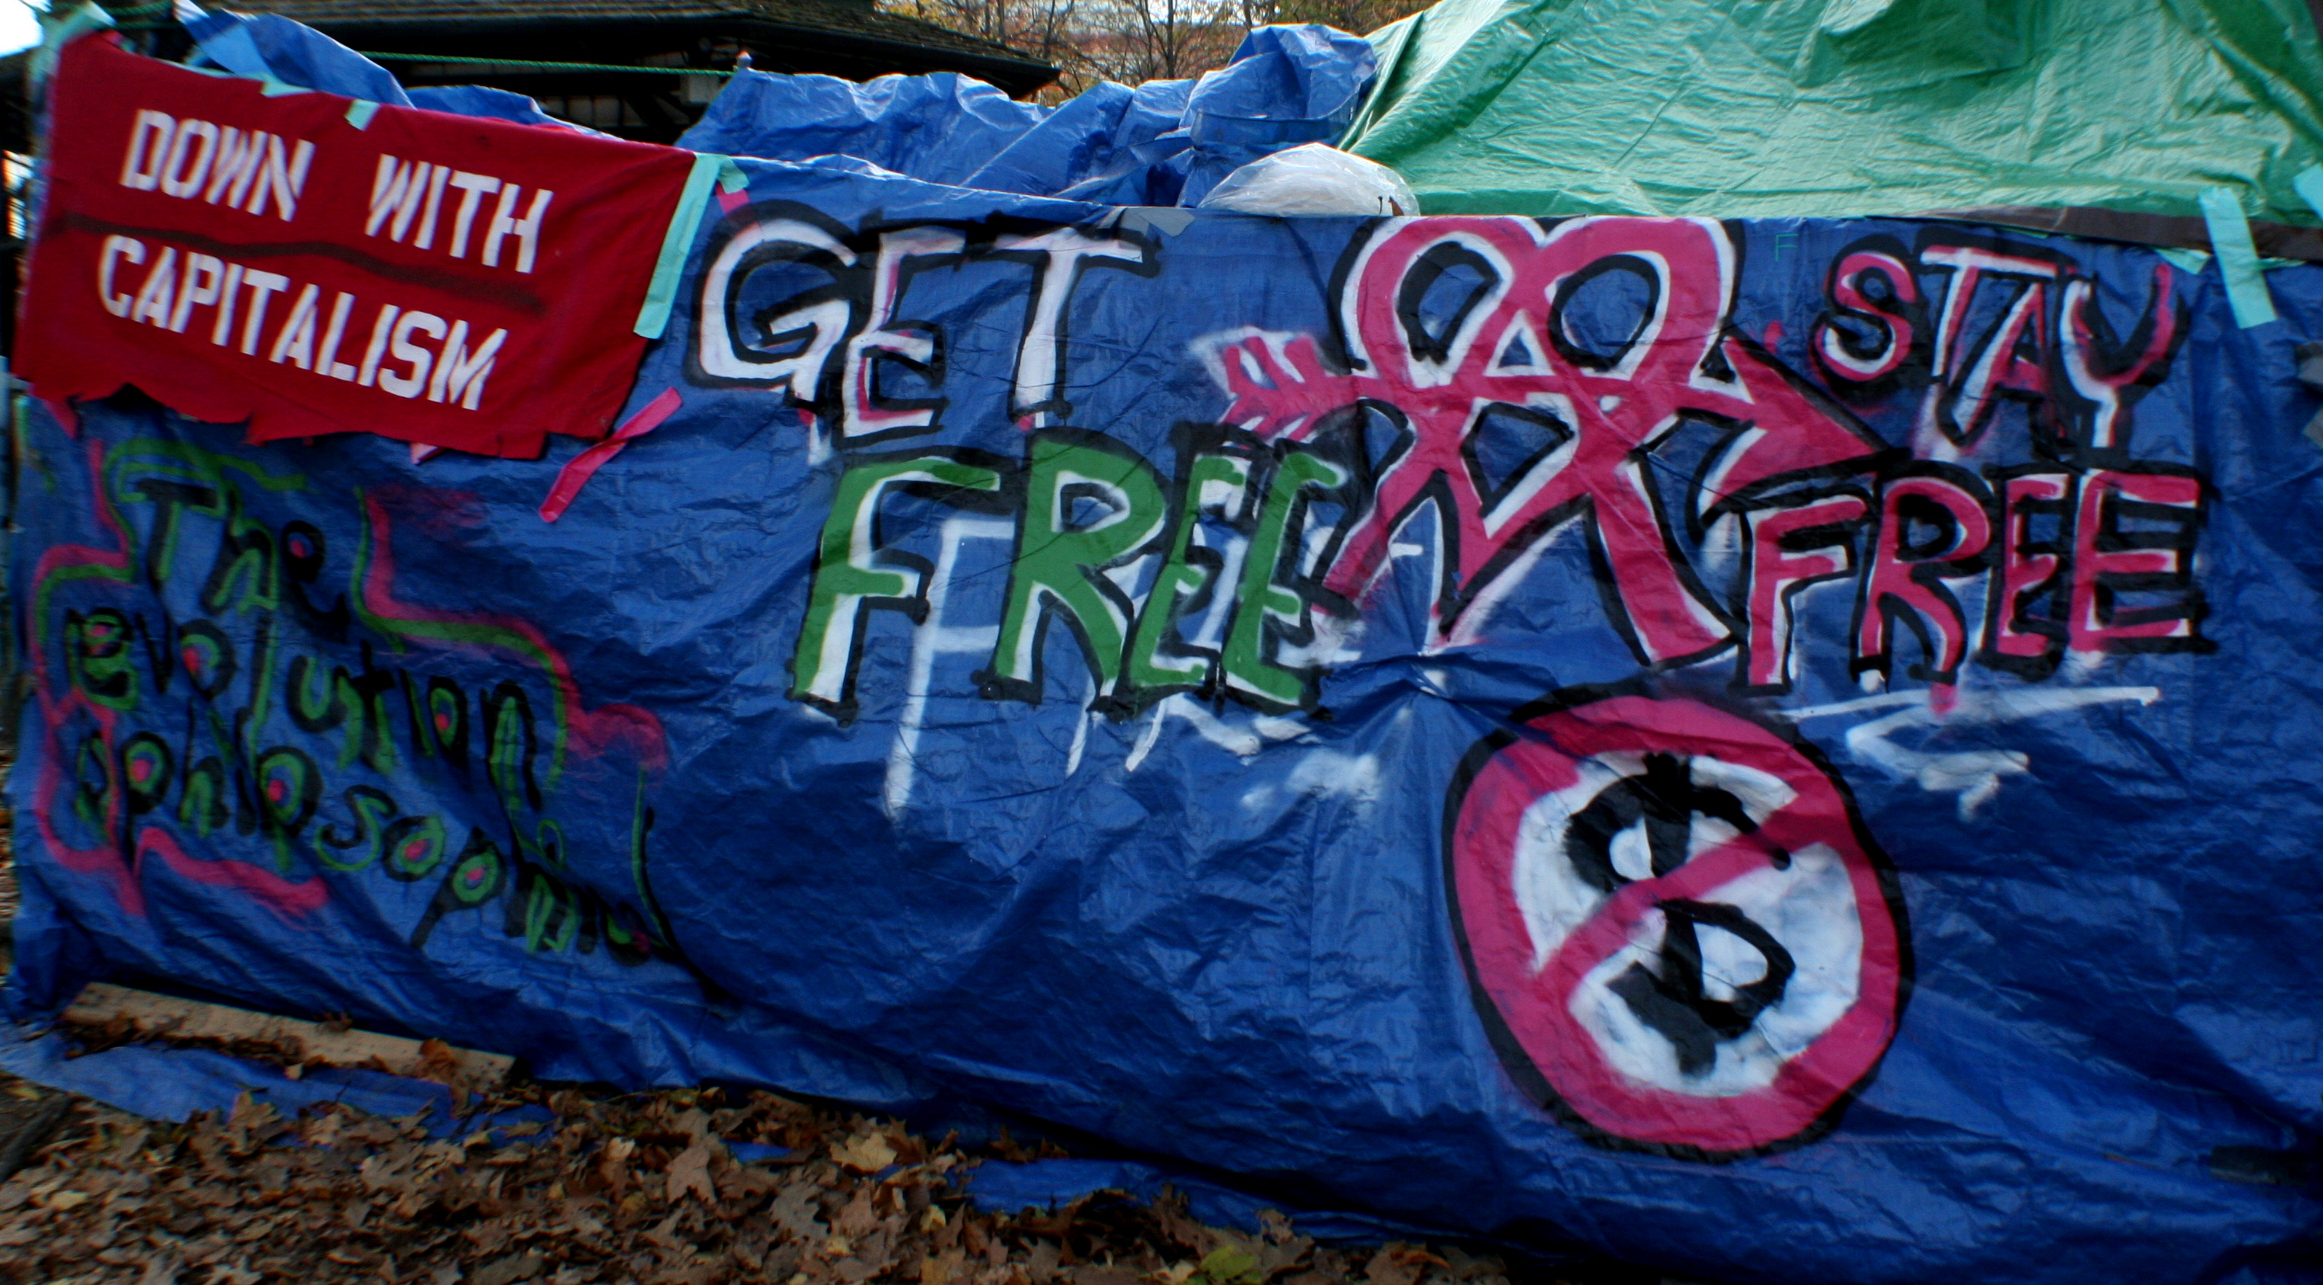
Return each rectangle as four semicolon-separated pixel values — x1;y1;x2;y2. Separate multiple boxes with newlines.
0;1;1058;149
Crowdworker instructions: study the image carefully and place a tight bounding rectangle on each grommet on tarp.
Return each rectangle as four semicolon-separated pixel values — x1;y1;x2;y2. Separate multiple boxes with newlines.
539;387;685;521
635;154;743;339
2199;186;2277;329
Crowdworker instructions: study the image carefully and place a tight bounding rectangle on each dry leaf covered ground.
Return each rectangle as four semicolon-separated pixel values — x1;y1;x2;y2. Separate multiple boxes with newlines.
0;1066;1604;1285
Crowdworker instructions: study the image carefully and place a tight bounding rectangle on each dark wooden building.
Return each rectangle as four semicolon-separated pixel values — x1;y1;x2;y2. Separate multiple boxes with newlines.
4;0;1057;149
233;0;1055;139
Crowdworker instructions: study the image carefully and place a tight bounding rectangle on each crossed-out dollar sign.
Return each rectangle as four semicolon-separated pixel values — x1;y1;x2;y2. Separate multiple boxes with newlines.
1563;750;1798;1078
1446;689;1908;1159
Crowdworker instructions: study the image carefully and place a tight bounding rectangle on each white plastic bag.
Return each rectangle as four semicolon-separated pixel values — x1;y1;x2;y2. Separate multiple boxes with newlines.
1195;143;1420;217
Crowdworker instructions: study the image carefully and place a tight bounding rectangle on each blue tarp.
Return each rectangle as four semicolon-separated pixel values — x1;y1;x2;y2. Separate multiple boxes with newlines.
679;25;1376;206
0;1024;549;1138
8;19;2323;1285
180;3;1379;206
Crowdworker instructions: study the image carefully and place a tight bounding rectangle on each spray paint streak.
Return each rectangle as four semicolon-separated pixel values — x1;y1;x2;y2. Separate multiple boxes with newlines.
350;490;668;785
136;826;327;917
28;441;144;911
27;440;329;917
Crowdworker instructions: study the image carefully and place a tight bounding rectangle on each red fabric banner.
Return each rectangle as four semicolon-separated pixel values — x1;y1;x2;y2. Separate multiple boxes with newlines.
16;36;696;458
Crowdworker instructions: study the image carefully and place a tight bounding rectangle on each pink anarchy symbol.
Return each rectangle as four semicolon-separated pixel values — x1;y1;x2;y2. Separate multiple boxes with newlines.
1216;217;1879;664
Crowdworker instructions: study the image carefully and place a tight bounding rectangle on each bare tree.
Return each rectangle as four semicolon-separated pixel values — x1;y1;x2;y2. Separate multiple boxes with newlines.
888;0;1098;96
887;0;1434;97
1077;0;1244;84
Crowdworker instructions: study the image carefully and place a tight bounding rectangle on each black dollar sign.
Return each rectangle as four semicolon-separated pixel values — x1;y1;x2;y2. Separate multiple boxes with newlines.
1563;751;1797;1077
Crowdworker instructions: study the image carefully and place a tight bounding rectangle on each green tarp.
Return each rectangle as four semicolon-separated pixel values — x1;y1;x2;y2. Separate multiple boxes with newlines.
1344;0;2323;225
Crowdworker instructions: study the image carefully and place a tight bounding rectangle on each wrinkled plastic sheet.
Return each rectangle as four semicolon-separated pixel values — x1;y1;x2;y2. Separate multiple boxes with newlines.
177;6;609;133
177;6;1376;207
962;1160;1461;1246
9;62;2323;1285
175;7;1375;207
0;1025;548;1139
1346;0;2323;227
679;24;1376;206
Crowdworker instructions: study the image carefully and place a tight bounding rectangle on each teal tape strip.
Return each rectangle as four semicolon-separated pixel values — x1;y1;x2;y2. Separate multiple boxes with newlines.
2157;246;2211;277
345;100;380;128
31;3;116;88
2297;166;2323;224
717;158;749;194
635;153;727;340
2200;186;2277;329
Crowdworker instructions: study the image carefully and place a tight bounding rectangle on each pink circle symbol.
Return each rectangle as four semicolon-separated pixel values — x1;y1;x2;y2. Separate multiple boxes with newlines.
1446;690;1908;1159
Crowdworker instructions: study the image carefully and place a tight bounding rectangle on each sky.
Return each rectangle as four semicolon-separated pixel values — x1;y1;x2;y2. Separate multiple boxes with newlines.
3;4;44;57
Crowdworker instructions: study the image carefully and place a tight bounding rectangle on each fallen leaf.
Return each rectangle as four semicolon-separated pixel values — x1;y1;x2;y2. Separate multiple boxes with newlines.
835;1187;878;1237
1360;1247;1442;1285
472;1251;546;1285
1201;1245;1261;1285
416;1039;462;1083
666;1141;717;1205
1258;1235;1314;1279
920;1249;968;1285
768;1184;827;1241
832;1132;897;1173
304;1112;344;1148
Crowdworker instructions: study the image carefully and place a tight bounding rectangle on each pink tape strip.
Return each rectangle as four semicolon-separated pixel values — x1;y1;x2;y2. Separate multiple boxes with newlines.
538;386;684;522
42;396;79;439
